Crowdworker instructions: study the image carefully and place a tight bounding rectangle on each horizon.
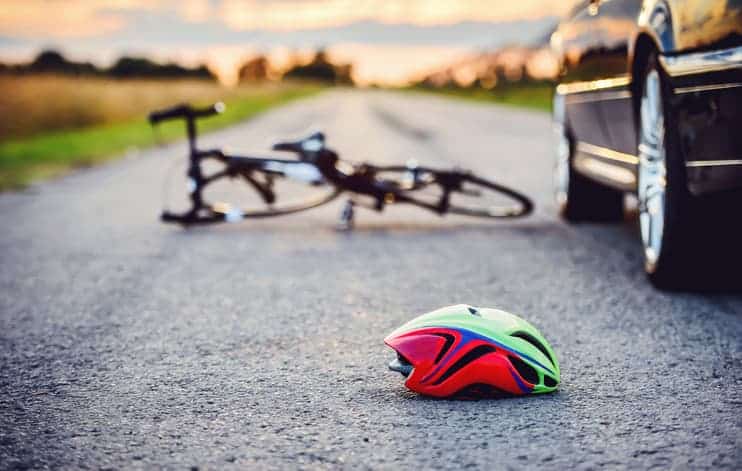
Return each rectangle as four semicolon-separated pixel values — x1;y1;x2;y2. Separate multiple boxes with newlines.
0;1;573;85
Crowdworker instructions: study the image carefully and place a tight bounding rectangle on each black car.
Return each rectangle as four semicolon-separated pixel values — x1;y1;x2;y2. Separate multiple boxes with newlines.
551;0;741;288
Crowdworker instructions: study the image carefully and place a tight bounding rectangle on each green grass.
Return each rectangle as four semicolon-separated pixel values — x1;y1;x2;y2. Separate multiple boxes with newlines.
0;85;324;190
407;83;554;112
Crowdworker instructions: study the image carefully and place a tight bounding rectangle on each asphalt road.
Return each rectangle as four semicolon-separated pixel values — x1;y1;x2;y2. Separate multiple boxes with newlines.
1;90;741;470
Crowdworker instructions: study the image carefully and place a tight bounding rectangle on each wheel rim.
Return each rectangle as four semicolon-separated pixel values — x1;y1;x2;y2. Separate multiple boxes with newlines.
554;123;570;208
638;69;667;271
553;94;570;208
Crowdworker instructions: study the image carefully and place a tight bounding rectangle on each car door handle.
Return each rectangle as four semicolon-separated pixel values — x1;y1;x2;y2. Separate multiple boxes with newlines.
588;0;600;16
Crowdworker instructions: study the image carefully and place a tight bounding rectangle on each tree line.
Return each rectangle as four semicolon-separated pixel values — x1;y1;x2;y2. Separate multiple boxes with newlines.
1;49;355;85
0;50;215;80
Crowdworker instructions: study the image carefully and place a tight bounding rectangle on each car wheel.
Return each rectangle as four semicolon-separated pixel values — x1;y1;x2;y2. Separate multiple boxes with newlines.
553;95;624;222
637;54;700;289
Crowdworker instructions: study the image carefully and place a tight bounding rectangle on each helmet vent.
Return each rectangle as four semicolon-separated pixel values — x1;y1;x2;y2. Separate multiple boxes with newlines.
508;355;539;384
432;345;496;386
544;375;558;388
432;333;455;364
454;383;511;399
389;353;413;377
510;331;554;366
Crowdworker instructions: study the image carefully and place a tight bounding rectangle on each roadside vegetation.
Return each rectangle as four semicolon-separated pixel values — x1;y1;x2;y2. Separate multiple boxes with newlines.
0;75;324;190
0;47;552;190
407;82;553;112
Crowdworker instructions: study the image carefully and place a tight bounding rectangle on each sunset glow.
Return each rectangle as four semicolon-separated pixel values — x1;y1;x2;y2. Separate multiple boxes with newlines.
216;0;571;31
0;0;571;37
0;0;571;85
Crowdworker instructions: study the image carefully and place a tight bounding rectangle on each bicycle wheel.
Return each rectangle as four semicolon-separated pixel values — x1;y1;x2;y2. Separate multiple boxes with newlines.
371;166;533;219
162;155;341;224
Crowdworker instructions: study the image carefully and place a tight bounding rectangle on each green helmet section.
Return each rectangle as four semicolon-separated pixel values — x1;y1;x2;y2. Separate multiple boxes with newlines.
388;304;560;392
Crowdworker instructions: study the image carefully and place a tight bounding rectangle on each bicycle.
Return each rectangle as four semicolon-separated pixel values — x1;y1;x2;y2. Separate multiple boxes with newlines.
149;102;533;228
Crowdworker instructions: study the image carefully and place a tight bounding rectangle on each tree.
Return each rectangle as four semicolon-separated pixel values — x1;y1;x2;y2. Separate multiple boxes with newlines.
26;50;99;75
238;56;270;83
283;50;353;85
107;57;215;80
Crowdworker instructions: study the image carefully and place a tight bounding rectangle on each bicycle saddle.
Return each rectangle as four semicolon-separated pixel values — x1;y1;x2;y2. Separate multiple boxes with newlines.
272;132;326;154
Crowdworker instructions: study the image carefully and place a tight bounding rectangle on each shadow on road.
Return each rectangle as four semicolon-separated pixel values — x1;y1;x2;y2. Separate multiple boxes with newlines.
160;206;742;296
616;210;742;295
160;217;561;237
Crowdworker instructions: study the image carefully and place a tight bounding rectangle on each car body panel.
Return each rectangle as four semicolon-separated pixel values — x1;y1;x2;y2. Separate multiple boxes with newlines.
552;0;742;195
554;6;617;151
666;0;742;52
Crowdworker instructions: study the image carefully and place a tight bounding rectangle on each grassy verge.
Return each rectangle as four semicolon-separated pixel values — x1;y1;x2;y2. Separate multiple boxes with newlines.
406;83;553;112
0;82;324;190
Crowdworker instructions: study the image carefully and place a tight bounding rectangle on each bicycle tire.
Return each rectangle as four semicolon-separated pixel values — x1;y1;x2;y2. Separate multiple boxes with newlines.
218;185;342;219
162;160;343;225
371;166;533;219
163;188;342;225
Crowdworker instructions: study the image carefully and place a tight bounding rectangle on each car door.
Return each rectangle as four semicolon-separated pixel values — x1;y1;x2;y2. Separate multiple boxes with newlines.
589;0;642;159
556;2;617;150
555;0;629;188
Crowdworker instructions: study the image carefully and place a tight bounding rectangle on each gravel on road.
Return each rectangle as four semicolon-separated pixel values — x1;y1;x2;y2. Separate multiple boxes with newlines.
1;91;740;469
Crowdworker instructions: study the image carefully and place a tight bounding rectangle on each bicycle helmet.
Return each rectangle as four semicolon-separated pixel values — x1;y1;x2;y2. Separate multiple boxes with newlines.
384;304;560;398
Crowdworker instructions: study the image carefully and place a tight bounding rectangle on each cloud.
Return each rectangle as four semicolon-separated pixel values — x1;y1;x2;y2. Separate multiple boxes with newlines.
181;0;213;23
217;0;570;31
0;0;162;38
0;0;570;39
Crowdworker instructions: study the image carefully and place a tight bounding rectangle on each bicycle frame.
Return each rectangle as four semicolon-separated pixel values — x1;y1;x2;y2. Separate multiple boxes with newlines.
150;103;533;226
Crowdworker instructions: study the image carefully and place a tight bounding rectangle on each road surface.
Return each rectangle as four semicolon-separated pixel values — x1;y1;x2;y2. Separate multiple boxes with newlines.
1;91;740;469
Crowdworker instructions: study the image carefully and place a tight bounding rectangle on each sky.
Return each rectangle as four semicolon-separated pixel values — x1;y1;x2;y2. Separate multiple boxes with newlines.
0;0;573;85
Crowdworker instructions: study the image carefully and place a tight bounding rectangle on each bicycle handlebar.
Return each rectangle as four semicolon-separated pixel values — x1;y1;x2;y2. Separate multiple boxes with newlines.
148;102;225;125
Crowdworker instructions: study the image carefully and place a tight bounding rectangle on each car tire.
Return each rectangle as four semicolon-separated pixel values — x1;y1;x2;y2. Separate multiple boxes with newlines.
637;53;702;289
553;95;624;222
